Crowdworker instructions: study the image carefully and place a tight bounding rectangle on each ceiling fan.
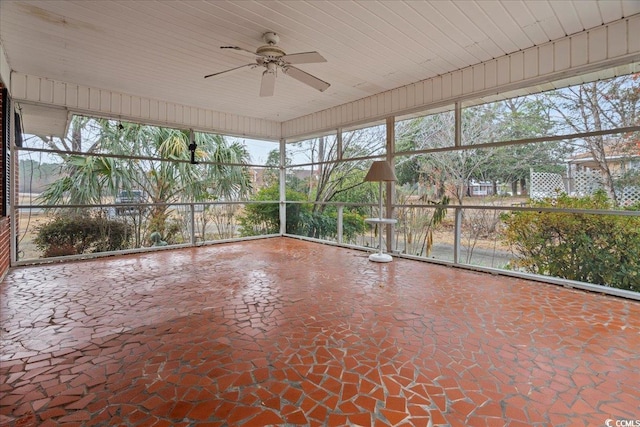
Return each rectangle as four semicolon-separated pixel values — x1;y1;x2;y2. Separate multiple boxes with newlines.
204;32;330;97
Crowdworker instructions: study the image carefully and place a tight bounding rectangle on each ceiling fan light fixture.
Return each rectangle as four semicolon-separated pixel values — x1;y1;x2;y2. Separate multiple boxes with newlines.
260;69;276;97
265;62;277;73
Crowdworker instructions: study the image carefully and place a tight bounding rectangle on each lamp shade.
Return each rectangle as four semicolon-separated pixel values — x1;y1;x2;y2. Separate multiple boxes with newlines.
364;161;397;182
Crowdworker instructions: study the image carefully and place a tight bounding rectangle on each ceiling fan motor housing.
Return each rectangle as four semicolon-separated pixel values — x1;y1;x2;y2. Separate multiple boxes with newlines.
256;45;286;59
262;31;279;45
258;32;286;61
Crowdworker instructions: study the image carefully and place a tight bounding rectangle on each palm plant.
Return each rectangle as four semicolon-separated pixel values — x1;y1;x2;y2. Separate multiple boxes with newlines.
38;116;252;244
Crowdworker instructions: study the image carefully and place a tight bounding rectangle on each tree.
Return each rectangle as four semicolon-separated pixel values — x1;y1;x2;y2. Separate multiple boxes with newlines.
399;109;497;204
125;124;252;238
263;148;307;192
542;73;640;204
479;97;567;195
394;119;423;186
19;159;63;193
262;149;282;188
287;127;385;211
36;117;252;243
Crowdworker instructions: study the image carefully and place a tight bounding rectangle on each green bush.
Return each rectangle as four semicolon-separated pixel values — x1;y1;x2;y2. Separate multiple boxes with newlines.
35;213;133;257
299;209;365;241
339;210;367;242
238;185;366;240
238;185;309;236
501;191;640;292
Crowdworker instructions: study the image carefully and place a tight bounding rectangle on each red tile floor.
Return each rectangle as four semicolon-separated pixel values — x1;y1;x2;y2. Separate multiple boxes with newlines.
1;237;639;426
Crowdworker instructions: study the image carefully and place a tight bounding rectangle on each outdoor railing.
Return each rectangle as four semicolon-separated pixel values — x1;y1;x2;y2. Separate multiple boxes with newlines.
14;197;640;300
15;200;279;263
284;200;640;300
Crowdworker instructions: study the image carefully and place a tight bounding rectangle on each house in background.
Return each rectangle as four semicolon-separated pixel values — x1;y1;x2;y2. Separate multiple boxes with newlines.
566;141;640;204
531;140;640;204
566;141;640;176
466;181;495;197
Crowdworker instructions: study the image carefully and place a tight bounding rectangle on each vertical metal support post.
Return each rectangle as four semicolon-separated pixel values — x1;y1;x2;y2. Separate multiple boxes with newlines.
189;129;197;245
453;207;462;264
385;116;395;253
190;204;196;245
453;102;462;263
337;205;343;244
279;138;286;235
455;101;462;147
336;128;344;244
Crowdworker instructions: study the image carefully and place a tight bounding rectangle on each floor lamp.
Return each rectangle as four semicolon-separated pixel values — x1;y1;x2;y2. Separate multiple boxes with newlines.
364;161;397;262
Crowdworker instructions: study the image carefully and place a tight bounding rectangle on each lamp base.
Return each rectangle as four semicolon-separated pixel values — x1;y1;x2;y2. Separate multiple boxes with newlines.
369;253;393;263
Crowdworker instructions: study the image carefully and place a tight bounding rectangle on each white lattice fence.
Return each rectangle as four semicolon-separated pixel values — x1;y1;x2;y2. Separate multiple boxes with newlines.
619;186;640;206
574;170;604;196
573;170;640;205
530;172;566;200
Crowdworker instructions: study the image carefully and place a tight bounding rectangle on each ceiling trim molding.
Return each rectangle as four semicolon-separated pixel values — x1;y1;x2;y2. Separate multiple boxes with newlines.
9;72;282;141
282;15;640;140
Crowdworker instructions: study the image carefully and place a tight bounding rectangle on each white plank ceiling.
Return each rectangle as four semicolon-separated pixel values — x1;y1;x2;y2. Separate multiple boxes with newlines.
1;0;639;123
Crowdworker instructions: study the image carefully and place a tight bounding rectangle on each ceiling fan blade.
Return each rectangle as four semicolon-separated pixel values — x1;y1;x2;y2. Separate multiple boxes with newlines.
283;66;330;92
204;63;254;79
281;51;327;64
220;46;265;57
260;70;276;97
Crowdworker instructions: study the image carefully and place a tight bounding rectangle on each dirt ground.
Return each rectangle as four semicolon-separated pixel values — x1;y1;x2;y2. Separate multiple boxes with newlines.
16;212;47;260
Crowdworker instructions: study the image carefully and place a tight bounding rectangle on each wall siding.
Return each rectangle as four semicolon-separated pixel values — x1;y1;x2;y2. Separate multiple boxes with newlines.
10;75;281;141
282;15;640;139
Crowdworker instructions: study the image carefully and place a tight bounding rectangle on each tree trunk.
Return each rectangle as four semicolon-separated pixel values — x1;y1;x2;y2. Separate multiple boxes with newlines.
586;85;618;205
520;178;527;196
